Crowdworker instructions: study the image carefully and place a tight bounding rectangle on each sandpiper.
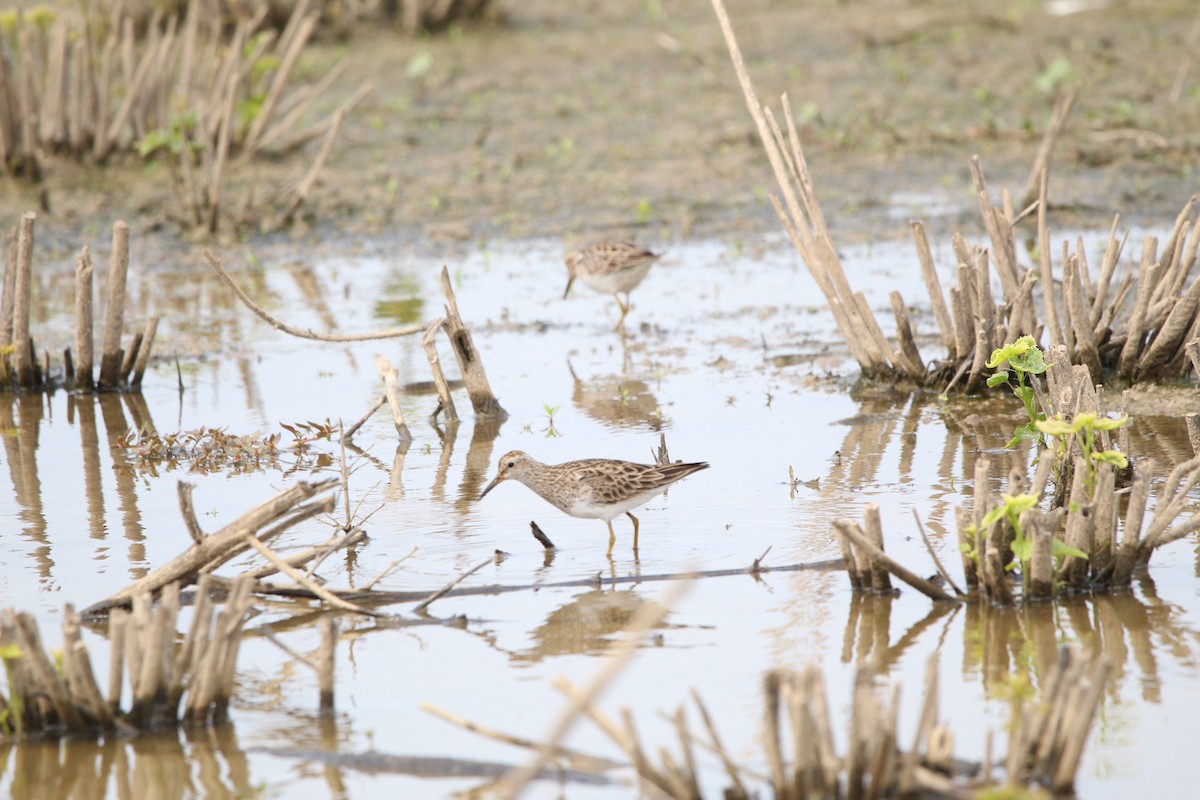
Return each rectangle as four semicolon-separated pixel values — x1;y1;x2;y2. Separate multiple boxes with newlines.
563;242;661;329
479;450;708;557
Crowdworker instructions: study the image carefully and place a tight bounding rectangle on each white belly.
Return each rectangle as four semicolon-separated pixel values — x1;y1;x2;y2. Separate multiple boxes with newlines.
566;488;662;521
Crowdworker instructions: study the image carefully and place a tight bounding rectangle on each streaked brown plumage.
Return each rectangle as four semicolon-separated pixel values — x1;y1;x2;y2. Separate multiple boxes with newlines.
479;450;708;557
563;242;661;328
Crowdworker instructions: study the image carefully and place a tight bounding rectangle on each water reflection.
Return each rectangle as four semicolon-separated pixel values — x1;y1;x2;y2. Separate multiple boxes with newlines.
506;587;667;664
567;361;664;431
960;580;1200;705
1;391;154;583
0;724;254;800
838;572;1200;707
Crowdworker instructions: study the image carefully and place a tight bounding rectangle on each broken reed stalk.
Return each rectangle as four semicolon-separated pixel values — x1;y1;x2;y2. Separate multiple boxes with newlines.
12;212;36;387
1;216;157;393
422;317;459;422
710;0;1200;388
834;505;959;603
0;577;254;739
74;246;95;390
0;230;17;376
373;353;413;443
97;223;129;389
439;265;507;419
204;250;505;434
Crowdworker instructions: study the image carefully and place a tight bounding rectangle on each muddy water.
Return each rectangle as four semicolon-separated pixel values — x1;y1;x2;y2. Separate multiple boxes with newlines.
2;235;1199;798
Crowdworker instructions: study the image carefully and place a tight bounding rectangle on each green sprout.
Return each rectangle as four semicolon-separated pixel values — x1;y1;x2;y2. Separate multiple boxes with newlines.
969;492;1088;594
1036;412;1129;495
541;404;561;438
986;335;1048;448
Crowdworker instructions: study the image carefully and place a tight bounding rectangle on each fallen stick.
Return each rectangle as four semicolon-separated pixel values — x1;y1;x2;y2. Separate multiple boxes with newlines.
203;250;424;341
360;545;419;591
911;508;965;597
833;521;960;603
420;702;623;772
248;557;844;608
83;477;338;616
242;533;378;616
413;557;491;614
343;395;387;441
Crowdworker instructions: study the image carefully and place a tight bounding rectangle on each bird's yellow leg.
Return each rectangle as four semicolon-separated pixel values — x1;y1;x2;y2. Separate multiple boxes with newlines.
606;520;617;558
613;294;630;331
627;512;640;552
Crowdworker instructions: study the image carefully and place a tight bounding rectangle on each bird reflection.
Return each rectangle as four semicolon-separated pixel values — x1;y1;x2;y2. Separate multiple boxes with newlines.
568;361;663;431
507;588;669;664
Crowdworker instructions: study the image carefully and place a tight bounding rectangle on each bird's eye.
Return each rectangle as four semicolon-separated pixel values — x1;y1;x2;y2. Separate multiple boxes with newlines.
506;461;516;468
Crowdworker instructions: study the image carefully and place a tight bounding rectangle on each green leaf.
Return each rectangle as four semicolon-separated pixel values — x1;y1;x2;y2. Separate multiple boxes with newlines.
1035;56;1077;94
986;371;1010;388
1093;450;1129;468
136;129;178;158
1011;537;1033;563
1036;417;1074;437
1009;345;1047;374
986;335;1036;368
1004;422;1042;449
980;504;1008;529
1092;415;1129;431
407;52;433;78
1002;493;1039;515
1052;539;1088;560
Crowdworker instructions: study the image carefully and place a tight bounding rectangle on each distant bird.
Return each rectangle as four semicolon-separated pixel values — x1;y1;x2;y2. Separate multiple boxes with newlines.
480;450;708;557
563;242;661;329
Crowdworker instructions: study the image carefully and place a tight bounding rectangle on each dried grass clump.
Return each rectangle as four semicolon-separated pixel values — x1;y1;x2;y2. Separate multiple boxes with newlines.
0;0;366;231
710;0;1200;389
0;579;253;739
446;648;1106;798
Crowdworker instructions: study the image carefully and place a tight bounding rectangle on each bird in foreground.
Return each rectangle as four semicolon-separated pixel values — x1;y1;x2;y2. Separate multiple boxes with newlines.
479;450;709;557
563;242;661;329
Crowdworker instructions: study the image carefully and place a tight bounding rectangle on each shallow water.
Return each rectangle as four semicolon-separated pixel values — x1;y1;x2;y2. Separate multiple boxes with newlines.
2;233;1199;798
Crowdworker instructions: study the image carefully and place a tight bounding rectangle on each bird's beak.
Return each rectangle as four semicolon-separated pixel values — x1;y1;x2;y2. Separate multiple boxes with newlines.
480;475;504;500
563;275;574;300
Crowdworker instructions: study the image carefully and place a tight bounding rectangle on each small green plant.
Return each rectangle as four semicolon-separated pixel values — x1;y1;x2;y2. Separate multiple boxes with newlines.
541;404;561;438
1034;56;1077;94
634;198;653;225
967;492;1087;593
406;52;433;79
0;642;25;736
136;112;199;159
1036;412;1129;494
986;335;1049;448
